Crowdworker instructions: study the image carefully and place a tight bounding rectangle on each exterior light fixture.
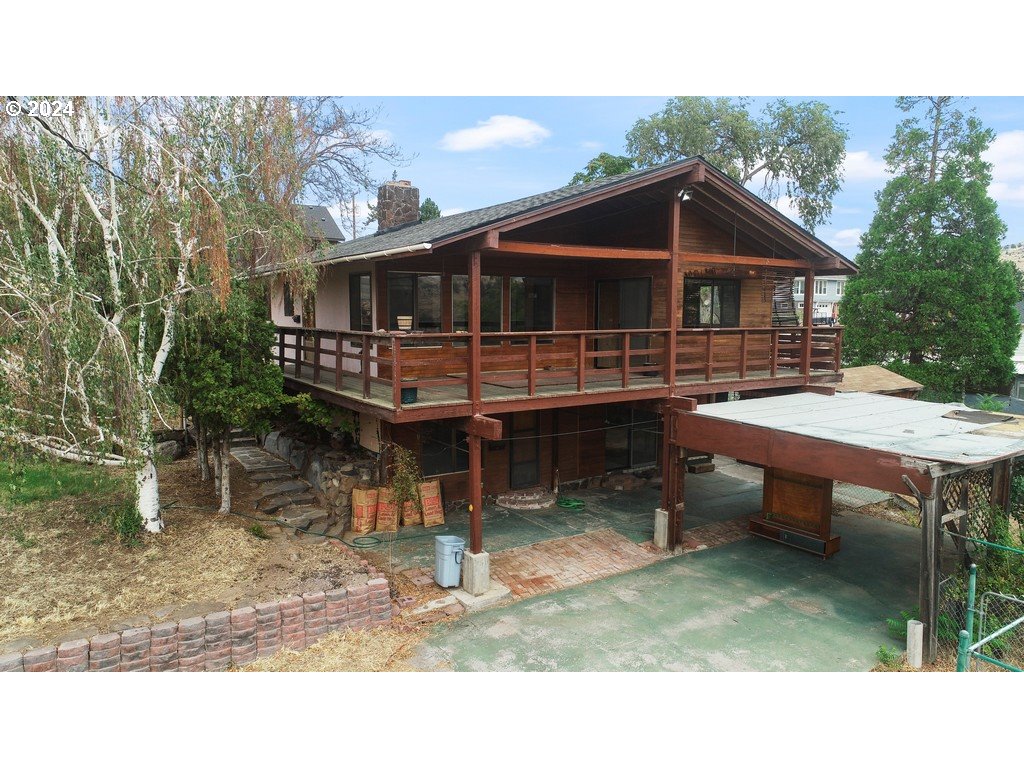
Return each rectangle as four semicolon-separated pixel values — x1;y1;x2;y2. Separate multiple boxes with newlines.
678;188;693;201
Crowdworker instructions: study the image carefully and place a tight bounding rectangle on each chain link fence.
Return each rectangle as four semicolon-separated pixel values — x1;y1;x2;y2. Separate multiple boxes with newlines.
938;462;1024;671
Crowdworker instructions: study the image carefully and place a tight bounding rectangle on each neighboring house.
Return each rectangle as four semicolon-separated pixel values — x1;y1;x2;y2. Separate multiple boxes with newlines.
260;157;856;571
1011;300;1024;400
793;274;847;325
299;205;345;244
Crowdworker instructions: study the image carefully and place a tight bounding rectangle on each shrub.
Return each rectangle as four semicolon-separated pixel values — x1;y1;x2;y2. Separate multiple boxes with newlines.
876;645;903;669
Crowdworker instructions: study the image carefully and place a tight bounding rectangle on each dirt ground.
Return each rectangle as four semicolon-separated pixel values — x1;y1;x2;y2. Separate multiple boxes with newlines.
241;625;428;672
0;456;368;650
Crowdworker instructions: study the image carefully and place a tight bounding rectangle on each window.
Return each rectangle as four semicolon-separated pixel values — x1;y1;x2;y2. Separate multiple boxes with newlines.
835;280;844;297
283;281;295;318
349;273;372;331
605;406;660;471
452;275;503;340
814;279;827;296
794;278;804;296
510;277;555;333
388;273;441;332
683;279;739;327
420;422;469;477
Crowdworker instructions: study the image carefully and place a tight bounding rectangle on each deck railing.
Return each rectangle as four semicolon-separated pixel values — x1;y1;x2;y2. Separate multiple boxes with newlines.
274;324;842;407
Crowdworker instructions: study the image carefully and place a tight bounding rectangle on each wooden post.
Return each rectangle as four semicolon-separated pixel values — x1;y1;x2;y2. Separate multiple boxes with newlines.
577;333;586;391
802;269;814;377
739;330;748;379
392;337;402;410
294;328;303;380
666;193;681;388
622;332;631;388
660;403;684;547
278;328;285;370
528;334;537;396
361;339;371;399
468;250;482;408
705;330;714;382
335;332;343;391
469;433;483;554
833;327;843;372
771;329;780;377
919;476;942;664
312;331;321;385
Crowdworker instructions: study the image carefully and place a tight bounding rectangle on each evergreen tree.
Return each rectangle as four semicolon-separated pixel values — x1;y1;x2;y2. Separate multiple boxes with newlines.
842;97;1022;400
419;197;441;221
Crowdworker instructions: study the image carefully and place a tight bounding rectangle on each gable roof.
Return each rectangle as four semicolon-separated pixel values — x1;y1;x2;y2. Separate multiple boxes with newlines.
299;205;345;243
263;158;856;274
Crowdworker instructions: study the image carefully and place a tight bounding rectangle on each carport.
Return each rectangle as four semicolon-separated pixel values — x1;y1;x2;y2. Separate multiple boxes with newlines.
659;392;1024;662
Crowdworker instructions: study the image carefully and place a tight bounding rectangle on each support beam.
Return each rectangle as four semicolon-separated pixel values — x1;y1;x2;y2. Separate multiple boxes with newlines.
681;253;815;270
468;250;482;409
497;240;670;261
919;477;942;663
666;192;681;388
468;433;483;554
457;414;503;440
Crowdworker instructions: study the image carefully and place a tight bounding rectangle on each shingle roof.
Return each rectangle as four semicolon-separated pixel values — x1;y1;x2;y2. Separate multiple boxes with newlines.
303;160;695;262
299;205;345;243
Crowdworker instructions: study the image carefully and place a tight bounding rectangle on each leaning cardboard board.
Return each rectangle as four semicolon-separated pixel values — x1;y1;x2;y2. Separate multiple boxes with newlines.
375;487;399;533
351;486;378;534
419;480;444;527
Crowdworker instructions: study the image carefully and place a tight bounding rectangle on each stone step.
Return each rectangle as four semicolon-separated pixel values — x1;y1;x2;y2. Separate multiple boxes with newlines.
258;479;311;498
260;494;317;514
231;437;258;447
277;506;330;531
249;469;298;483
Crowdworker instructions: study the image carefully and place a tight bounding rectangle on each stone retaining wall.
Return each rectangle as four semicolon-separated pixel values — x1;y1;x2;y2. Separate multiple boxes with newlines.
0;577;394;672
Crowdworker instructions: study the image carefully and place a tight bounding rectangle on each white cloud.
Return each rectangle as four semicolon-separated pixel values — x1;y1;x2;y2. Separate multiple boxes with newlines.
770;194;801;221
842;150;887;181
985;130;1024;206
440;207;465;217
439;115;551;152
829;228;862;248
328;196;376;240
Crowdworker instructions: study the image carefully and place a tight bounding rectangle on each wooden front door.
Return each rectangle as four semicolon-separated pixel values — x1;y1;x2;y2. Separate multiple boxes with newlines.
509;411;541;489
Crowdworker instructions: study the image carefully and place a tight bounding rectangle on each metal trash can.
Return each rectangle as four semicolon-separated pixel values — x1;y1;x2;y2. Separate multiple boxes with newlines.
434;535;465;588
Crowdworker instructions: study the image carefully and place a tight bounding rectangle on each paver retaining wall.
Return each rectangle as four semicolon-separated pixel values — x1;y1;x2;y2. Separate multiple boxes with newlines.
0;577;393;672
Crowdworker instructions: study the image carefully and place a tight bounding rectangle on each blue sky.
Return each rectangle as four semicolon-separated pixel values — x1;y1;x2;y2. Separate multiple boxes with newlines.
327;96;1024;259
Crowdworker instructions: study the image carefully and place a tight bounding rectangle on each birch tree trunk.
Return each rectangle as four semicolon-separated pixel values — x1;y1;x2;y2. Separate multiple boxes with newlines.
135;406;164;533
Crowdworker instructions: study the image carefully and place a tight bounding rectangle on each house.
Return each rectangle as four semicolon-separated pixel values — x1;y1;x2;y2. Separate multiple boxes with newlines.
793;273;847;325
261;157;856;593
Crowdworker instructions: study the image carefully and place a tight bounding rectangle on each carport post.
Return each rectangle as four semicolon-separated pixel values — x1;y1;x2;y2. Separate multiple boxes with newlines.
919;476;942;664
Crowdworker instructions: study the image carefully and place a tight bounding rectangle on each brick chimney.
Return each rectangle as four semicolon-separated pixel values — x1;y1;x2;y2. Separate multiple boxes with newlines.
376;180;420;231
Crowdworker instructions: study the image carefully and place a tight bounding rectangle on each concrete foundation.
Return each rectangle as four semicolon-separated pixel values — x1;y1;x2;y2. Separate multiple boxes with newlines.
450;582;512;613
907;619;924;669
462;550;491;596
653;508;669;550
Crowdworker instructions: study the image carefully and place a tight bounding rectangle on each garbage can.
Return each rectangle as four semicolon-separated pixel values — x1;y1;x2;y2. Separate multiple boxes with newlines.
434;535;465;588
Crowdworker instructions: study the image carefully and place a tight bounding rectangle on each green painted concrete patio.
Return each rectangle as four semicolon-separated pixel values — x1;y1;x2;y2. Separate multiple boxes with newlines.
410;510;920;671
348;464;763;570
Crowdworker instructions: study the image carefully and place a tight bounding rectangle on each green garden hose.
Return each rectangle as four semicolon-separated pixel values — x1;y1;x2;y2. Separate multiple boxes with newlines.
556;497;586;510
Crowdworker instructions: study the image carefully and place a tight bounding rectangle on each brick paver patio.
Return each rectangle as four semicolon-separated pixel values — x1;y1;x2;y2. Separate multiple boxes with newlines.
489;528;664;598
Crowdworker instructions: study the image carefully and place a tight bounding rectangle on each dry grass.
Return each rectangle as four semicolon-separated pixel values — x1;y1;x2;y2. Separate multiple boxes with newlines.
0;457;364;647
240;626;426;672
